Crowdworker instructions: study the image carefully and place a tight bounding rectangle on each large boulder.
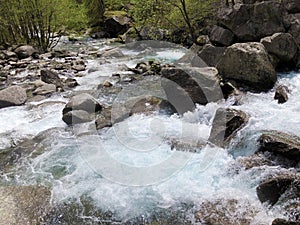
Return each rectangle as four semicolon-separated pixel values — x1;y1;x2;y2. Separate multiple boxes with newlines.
257;130;300;167
40;70;62;88
209;25;235;46
216;42;277;92
14;45;38;59
0;86;27;109
218;1;285;42
261;33;298;63
161;66;222;113
209;108;249;147
62;93;102;125
63;93;102;114
197;44;226;67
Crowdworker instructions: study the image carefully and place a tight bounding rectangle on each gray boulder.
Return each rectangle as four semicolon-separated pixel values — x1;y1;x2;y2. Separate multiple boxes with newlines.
0;86;27;109
209;25;235;46
261;33;298;63
216;42;277;92
209;108;249;147
14;45;38;59
63;93;102;115
219;1;285;42
197;44;226;67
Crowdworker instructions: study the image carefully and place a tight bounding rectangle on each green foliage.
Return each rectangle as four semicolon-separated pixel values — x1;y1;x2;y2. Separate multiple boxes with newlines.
131;0;218;41
0;0;89;51
84;0;105;27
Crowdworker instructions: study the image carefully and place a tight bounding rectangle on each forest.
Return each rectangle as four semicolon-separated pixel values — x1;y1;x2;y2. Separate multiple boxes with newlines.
0;0;217;51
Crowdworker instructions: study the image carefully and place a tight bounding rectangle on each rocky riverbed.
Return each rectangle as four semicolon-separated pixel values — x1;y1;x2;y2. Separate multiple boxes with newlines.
0;0;300;224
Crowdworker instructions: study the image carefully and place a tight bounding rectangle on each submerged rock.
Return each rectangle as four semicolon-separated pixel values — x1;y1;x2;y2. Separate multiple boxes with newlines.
209;108;249;147
274;85;290;104
0;186;51;224
257;130;300;167
0;86;27;109
195;199;257;225
217;42;277;92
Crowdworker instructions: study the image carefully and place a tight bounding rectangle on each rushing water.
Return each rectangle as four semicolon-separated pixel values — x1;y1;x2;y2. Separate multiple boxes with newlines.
0;39;299;224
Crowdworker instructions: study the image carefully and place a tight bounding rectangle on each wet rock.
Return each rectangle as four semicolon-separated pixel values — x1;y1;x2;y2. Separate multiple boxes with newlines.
0;86;27;109
274;85;290;104
257;130;300;167
272;218;300;225
169;138;206;153
41;69;62;88
33;83;56;96
14;45;38;59
0;186;51;224
62;110;94;125
197;44;226;67
63;93;102;114
209;108;249;147
217;42;277;92
261;33;298;64
219;1;285;42
209;25;235;46
161;66;222;113
256;176;295;205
